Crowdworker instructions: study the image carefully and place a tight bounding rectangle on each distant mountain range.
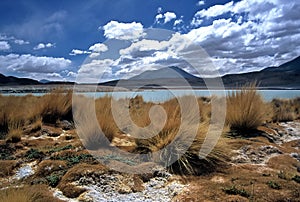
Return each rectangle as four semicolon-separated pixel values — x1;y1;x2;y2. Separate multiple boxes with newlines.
0;74;40;85
1;56;299;89
0;74;74;86
102;56;300;89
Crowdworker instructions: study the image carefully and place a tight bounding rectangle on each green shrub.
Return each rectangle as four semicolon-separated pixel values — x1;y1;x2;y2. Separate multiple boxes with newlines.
46;174;60;187
25;148;44;159
267;181;281;190
292;175;300;183
222;185;250;198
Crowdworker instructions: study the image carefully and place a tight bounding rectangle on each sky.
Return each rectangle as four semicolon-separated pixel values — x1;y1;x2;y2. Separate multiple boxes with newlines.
0;0;299;82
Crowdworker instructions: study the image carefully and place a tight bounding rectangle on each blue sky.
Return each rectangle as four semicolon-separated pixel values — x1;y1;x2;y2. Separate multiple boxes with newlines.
0;0;299;82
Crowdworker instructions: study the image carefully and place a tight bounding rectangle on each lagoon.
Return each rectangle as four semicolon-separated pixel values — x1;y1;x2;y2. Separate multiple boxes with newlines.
4;90;299;103
88;90;300;102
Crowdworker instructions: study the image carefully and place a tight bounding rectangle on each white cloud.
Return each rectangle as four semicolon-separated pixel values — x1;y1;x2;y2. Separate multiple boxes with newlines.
70;43;108;57
197;1;205;6
155;14;164;22
77;59;115;83
103;21;145;41
69;49;91;55
0;34;30;45
47;72;63;79
164;12;177;24
0;54;71;75
14;39;30;45
155;11;177;24
119;39;169;56
34;42;55;50
191;18;203;27
69;43;108;57
67;71;77;78
89;53;100;58
174;17;183;26
195;1;233;18
0;34;14;40
88;43;108;53
157;7;163;13
0;41;10;50
187;0;300;74
79;0;300;82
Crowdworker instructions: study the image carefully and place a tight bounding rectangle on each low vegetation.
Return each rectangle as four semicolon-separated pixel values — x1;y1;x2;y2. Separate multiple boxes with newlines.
0;85;299;201
226;83;270;132
0;185;62;202
271;98;300;122
222;185;250;198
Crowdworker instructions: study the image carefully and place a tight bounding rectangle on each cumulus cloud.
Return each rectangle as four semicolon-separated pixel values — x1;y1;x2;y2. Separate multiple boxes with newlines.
0;41;10;50
197;1;205;6
119;39;169;56
0;34;29;45
69;49;91;55
70;43;108;57
155;11;177;24
77;59;115;83
164;12;177;24
0;54;71;76
88;43;108;53
14;39;30;45
195;1;233;18
187;0;300;74
157;7;163;13
174;17;183;26
102;21;145;41
67;71;77;78
34;42;55;50
78;0;300;83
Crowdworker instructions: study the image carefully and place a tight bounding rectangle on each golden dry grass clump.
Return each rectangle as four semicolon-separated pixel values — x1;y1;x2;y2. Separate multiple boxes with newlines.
73;95;119;150
5;128;23;143
226;83;269;131
0;185;63;202
271;97;300;122
0;160;19;177
134;96;229;175
0;94;40;139
39;90;73;124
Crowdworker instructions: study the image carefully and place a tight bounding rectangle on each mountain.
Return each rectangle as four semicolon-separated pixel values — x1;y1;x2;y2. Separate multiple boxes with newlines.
101;56;300;89
222;56;300;88
102;66;205;88
0;73;40;86
0;74;75;86
130;66;199;80
1;56;299;89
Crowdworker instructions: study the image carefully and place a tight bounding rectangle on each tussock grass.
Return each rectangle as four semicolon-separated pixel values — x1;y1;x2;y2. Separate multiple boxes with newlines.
6;128;22;143
226;83;269;131
36;160;67;177
271;98;300;122
0;160;19;177
73;96;118;150
95;96;120;141
134;96;229;175
39;90;73;124
0;185;62;202
0;94;40;139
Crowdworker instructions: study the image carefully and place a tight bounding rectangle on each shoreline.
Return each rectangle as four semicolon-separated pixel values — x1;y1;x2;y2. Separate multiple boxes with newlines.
1;84;300;94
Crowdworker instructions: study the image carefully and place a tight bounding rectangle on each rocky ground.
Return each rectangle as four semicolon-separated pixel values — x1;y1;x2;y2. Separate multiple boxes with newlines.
0;121;300;201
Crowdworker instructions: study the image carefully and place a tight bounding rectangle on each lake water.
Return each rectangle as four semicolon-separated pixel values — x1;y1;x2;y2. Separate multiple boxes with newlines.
2;90;300;103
